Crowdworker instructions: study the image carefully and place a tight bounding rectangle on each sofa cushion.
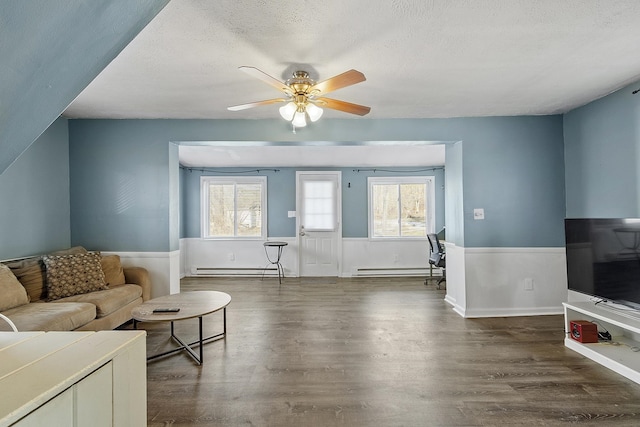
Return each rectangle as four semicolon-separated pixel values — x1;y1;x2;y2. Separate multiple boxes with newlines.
6;246;88;302
42;252;108;301
100;255;126;287
0;264;29;311
52;284;142;318
0;302;96;331
5;257;46;302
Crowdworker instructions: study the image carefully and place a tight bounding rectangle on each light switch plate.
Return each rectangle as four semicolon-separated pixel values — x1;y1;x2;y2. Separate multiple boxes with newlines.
288;211;296;218
474;208;485;220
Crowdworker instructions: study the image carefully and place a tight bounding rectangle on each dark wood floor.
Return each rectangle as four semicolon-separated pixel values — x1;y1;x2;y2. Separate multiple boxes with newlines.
140;277;640;426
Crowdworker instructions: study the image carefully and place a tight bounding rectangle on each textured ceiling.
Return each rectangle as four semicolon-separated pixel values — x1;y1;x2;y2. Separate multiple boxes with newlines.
64;0;640;120
61;0;640;167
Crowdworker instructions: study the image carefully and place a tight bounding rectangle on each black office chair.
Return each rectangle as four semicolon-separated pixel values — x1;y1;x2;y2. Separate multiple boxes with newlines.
426;233;446;289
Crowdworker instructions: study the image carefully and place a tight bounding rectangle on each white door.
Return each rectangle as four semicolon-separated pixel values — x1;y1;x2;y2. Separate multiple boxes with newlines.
296;171;342;276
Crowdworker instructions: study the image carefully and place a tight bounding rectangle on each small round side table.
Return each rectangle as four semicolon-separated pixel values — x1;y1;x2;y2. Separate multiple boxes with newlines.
262;241;288;284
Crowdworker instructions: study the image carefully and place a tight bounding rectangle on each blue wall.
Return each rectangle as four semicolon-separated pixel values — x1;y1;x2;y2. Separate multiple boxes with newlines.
461;116;566;247
564;81;640;217
69;120;178;252
180;166;445;239
68;115;565;251
5;79;640;259
0;0;169;175
0;118;70;259
445;142;464;247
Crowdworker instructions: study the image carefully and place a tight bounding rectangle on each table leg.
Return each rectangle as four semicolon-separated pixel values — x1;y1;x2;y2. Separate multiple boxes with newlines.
262;244;286;284
144;311;227;365
199;316;203;363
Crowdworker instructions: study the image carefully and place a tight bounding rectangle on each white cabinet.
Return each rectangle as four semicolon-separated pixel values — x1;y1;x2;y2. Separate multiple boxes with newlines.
11;389;73;427
0;331;146;427
76;362;113;427
563;301;640;384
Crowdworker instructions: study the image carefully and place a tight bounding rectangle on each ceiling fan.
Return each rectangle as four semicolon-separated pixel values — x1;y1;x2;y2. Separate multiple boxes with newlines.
227;66;370;127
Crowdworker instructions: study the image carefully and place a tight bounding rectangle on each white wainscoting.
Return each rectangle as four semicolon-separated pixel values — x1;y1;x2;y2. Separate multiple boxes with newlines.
181;237;298;278
443;242;466;316
447;244;568;318
180;237;432;279
341;238;431;278
179;239;568;318
104;250;180;298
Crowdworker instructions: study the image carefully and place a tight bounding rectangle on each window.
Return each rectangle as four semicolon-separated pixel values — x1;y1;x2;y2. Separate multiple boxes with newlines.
201;176;266;239
368;176;435;238
302;179;337;231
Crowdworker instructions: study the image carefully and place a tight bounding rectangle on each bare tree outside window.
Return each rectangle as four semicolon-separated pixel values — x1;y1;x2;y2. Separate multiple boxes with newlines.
202;177;266;239
369;177;434;238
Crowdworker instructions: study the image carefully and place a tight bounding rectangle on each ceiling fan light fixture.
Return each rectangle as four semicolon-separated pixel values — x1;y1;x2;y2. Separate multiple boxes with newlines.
292;110;307;127
279;102;297;121
229;67;370;128
306;102;323;122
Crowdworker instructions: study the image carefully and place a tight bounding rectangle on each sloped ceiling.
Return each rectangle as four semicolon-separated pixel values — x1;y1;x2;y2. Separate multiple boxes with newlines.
0;0;169;175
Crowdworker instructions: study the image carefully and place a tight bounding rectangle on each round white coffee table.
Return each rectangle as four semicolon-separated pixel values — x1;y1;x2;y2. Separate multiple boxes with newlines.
131;291;231;365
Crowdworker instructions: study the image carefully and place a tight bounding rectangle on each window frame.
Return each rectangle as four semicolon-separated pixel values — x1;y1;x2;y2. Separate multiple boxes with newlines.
200;176;267;240
367;176;435;240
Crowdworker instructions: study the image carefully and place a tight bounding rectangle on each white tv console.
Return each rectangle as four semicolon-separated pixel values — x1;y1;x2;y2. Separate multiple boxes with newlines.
563;301;640;385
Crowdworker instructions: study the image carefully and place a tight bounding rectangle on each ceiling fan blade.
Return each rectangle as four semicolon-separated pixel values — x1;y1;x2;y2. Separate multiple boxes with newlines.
310;69;366;96
238;66;292;94
227;98;287;111
313;97;371;116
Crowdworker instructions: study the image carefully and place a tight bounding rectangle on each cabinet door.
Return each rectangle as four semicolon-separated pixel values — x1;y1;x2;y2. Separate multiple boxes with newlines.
113;337;147;426
75;362;113;427
13;389;73;427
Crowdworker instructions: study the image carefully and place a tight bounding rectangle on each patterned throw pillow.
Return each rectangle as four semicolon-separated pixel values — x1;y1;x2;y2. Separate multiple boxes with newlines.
6;246;89;302
42;252;108;301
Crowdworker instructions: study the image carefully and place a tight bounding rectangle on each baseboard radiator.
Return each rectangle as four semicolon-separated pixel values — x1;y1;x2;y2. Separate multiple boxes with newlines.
352;267;435;277
190;266;435;278
190;266;279;277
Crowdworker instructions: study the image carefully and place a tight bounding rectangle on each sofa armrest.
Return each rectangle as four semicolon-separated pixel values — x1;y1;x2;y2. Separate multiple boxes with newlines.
123;267;151;301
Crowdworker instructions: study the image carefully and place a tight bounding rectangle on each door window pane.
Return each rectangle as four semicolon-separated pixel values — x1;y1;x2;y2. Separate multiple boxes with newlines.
303;180;335;230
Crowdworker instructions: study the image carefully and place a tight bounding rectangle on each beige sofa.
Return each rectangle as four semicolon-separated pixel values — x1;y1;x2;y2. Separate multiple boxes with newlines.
0;247;151;332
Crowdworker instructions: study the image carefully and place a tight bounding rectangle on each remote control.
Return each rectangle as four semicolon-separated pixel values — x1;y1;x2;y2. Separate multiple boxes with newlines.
153;308;180;313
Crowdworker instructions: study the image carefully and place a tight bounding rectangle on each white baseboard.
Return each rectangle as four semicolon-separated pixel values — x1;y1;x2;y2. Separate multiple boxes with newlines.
463;307;564;318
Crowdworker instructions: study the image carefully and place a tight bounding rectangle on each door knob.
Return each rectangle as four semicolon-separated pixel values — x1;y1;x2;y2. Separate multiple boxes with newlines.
299;226;306;236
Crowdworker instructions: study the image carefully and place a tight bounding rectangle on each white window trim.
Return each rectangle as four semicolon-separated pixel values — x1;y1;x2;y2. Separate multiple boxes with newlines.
200;176;267;240
367;176;435;240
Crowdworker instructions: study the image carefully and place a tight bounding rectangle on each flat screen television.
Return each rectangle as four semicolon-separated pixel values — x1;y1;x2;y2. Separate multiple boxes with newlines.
565;218;640;310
